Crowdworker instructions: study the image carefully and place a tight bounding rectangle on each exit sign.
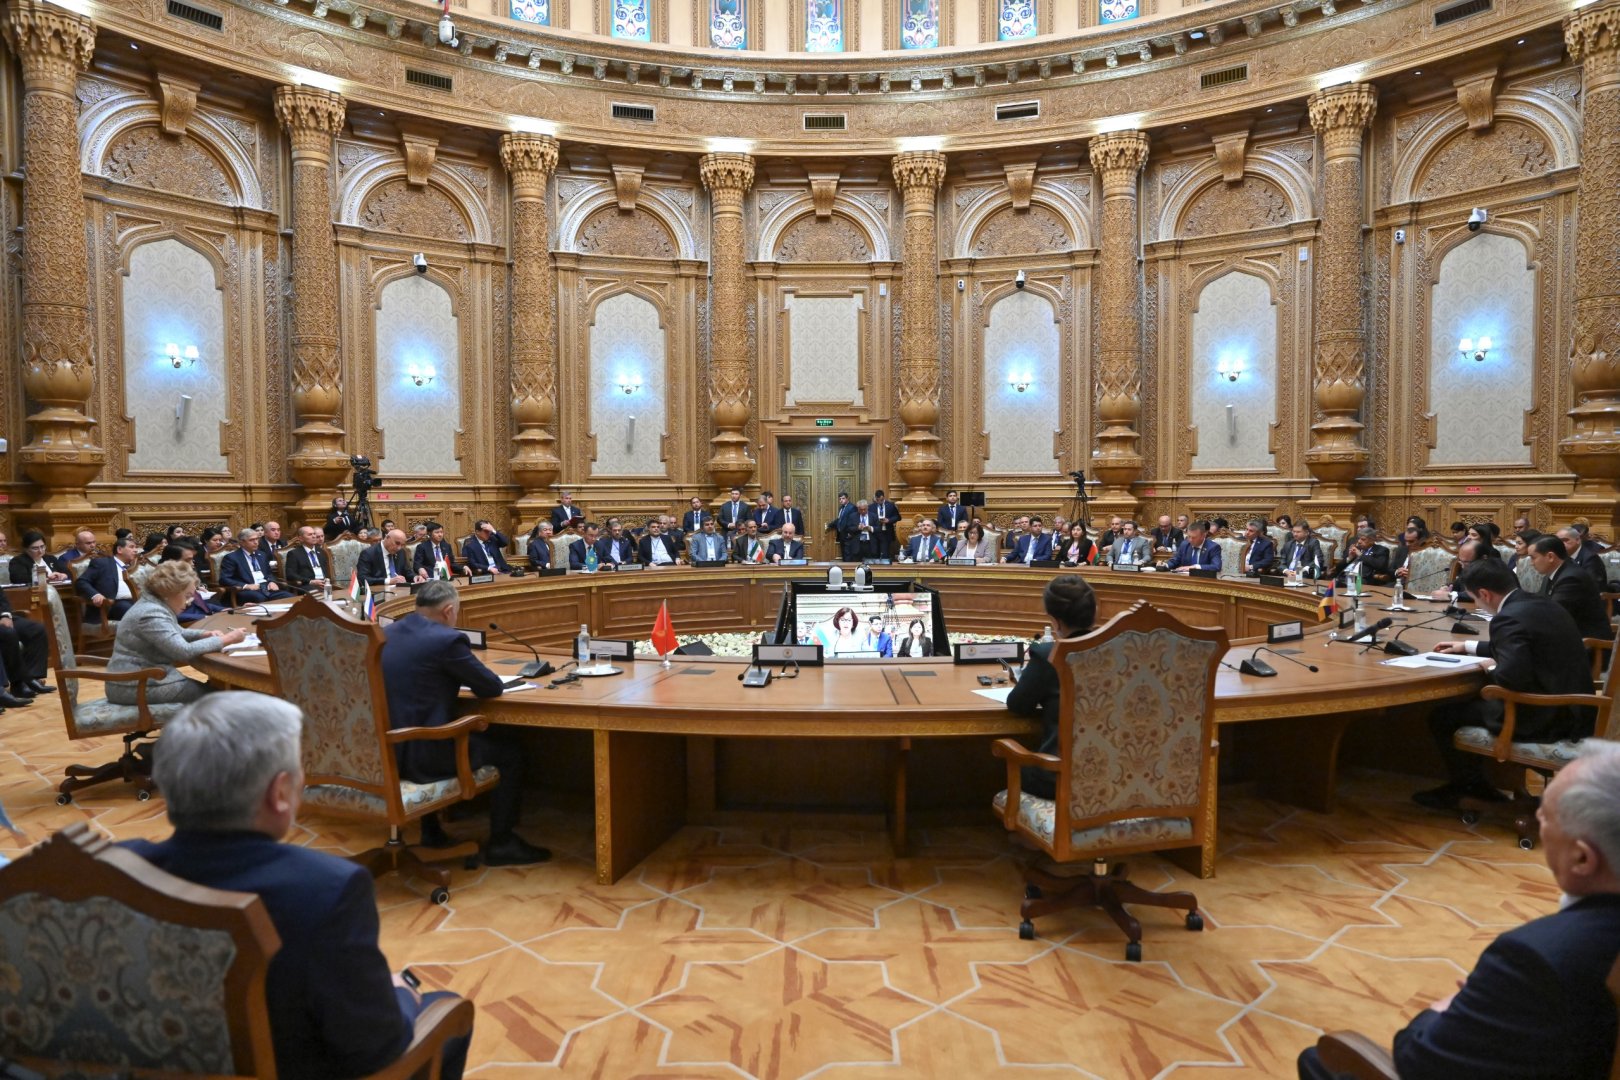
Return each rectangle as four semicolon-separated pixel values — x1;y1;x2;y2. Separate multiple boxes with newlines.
1466;486;1482;493
1423;487;1439;494
815;419;834;428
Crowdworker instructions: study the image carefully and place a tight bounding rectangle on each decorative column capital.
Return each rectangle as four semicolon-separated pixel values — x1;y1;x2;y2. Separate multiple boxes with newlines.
500;132;559;199
1567;0;1620;60
274;85;346;160
1088;131;1149;198
891;150;947;198
700;153;755;208
2;0;94;94
1307;83;1378;160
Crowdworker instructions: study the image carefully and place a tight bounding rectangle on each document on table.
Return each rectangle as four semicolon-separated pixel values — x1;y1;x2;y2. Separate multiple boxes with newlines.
224;649;267;657
1380;653;1491;669
223;634;261;652
973;687;1014;704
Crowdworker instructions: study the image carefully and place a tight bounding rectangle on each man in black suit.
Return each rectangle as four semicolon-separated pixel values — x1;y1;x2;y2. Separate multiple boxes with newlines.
357;528;413;587
871;489;901;561
382;581;548;866
283;525;334;591
829;493;858;560
637;519;681;565
322;497;357;543
1278;522;1329;579
778;494;806;536
461;520;512;574
1415;559;1596;811
681;496;711;535
1336;527;1391;584
733;520;767;564
766;523;805;563
125;692;473;1079
1150;515;1184;551
1300;739;1620;1080
526;521;554;570
550;492;584;533
76;533;142;623
568;523;602;570
595;519;634;566
412;522;460;579
1530;534;1611;640
0;583;48;706
717;487;749;537
937;490;967;533
754;491;784;534
1559;525;1608;585
1241;518;1278;574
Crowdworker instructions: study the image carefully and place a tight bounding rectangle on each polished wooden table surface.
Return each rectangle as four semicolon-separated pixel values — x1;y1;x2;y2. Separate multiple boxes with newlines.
195;567;1490;883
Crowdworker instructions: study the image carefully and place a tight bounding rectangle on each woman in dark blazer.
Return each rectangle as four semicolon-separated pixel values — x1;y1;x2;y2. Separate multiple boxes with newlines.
1005;575;1099;800
9;530;67;586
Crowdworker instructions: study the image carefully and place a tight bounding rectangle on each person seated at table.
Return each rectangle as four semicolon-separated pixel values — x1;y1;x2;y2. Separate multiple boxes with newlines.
902;519;950;563
1279;521;1329;579
638;519;681;566
1529;533;1612;640
1559;525;1608;586
866;614;895;657
568;522;603;571
1005;575;1098;800
107;560;245;706
1004;517;1053;564
1241;518;1278;574
1392;522;1428;584
77;532;142;624
196;526;227;577
1056;522;1097;566
126;691;474;1080
1001;516;1030;552
461;520;512;574
1109;521;1152;567
526;521;555;570
219;527;284;604
1432;538;1497;601
814;607;870;657
595;518;635;567
10;529;68;585
896;618;933;658
56;528;99;567
733;520;767;564
284;526;335;591
1161;520;1221;573
1336;527;1391;584
1096;516;1123;551
767;523;806;563
688;517;729;563
358;528;412;588
954;521;996;564
0;572;49;707
382;580;549;868
412;521;459;580
1150;515;1183;551
160;542;229;624
1509;528;1541;571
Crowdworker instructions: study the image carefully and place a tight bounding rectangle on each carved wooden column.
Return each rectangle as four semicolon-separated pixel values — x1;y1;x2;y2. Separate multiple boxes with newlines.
501;132;561;512
1087;131;1149;516
1552;0;1620;527
3;0;103;542
274;85;349;516
891;150;947;503
1301;83;1377;521
700;152;756;492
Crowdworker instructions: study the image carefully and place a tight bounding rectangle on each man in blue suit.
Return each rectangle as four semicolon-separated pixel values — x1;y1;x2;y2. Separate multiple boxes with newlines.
936;490;967;533
75;532;140;624
1299;739;1620;1080
1003;517;1054;564
382;581;548;866
903;519;952;563
125;692;472;1080
569;522;603;570
765;523;805;563
217;528;285;604
829;493;858;561
1241;518;1278;574
460;520;511;574
1162;520;1222;573
595;519;635;566
754;491;785;533
413;521;460;579
681;496;712;534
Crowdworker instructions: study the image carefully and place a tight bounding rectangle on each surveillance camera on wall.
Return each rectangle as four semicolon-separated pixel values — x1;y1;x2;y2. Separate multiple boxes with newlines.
1014;269;1027;289
413;252;428;274
437;13;458;47
1467;208;1487;232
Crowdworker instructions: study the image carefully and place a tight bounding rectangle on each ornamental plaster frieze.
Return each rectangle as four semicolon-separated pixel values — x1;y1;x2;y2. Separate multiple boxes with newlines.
85;0;1577;154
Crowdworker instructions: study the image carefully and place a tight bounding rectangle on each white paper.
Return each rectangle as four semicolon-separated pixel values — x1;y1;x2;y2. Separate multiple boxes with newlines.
973;687;1015;703
1379;653;1490;669
501;682;538;694
224;649;267;658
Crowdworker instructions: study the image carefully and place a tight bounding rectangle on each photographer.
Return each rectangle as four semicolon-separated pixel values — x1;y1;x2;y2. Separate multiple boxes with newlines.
323;497;356;542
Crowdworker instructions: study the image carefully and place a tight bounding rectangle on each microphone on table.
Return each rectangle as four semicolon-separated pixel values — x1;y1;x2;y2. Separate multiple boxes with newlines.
487;621;553;678
1238;645;1319;677
1343;616;1392;643
1381;612;1455;656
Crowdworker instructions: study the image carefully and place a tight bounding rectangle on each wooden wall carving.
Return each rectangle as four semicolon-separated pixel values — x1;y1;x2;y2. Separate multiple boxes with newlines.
359;178;472;241
774;213;872;262
576;205;678;259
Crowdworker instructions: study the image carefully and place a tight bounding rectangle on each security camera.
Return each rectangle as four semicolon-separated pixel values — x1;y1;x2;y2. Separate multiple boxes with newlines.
1467;208;1487;232
437;12;458;47
1014;269;1027;289
413;252;428;274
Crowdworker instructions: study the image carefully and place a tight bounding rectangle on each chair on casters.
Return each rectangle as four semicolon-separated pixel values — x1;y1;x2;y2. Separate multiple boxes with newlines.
37;580;183;805
1453;631;1620;849
0;821;475;1079
259;595;499;905
990;600;1227;961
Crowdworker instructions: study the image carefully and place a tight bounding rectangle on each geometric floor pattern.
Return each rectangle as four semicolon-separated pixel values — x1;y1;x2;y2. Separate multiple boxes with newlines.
0;693;1559;1078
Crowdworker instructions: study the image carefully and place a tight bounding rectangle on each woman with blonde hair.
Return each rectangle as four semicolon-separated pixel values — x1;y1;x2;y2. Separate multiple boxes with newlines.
106;560;245;706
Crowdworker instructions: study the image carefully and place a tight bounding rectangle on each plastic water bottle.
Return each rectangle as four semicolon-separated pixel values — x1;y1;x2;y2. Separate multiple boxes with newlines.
322;577;332;602
576;624;591;666
1392;576;1405;609
1040;625;1055;645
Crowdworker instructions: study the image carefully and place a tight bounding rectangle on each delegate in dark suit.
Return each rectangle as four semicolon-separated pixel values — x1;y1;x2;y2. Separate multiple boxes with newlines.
831;502;859;560
766;536;805;562
717;498;750;535
8;553;60;586
681;508;711;533
526;536;552;569
283;545;333;591
412;538;458;578
1543;561;1611;640
1337;543;1392;583
1573;542;1608;587
1150;525;1184;550
567;536;600;571
754;505;785;533
460;532;511;574
381;612;525;843
1243;534;1278;574
871;498;901;559
550;503;584;532
904;532;950;563
1278;537;1329;577
1299;893;1620;1080
123;830;453;1080
936;502;968;533
356;543;410;587
595;533;635;566
322;510;356;543
0;586;48;690
1164;538;1221;572
637;532;680;565
779;506;805;535
74;555;137;623
1004;532;1054;564
219;547;281;604
1006;639;1061;800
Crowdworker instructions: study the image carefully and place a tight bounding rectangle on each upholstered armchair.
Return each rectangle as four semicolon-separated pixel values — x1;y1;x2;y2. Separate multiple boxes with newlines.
0;822;476;1080
39;581;181;805
1454;633;1619;849
1314;519;1349;565
1405;540;1455;595
1212;534;1246;575
1513;556;1548;595
327;536;365;586
259;596;499;905
990;600;1227;960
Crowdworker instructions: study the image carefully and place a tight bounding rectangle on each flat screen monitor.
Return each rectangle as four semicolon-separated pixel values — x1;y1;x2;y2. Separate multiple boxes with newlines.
775;580;948;659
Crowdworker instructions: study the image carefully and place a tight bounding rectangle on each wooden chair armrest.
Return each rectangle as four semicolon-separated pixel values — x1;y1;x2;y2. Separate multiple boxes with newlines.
59;665;166;683
1475;687;1610;761
365;994;475;1080
386;714;492;796
991;739;1059;771
1315;1031;1398;1080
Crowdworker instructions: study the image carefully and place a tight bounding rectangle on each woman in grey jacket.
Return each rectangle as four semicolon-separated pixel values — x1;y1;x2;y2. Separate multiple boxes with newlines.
106;560;246;705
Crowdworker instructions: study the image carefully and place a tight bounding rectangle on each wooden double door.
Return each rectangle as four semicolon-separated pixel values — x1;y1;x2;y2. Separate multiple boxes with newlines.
779;439;869;560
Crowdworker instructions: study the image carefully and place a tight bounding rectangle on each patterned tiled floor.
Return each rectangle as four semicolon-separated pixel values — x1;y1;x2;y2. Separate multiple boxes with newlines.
0;694;1557;1078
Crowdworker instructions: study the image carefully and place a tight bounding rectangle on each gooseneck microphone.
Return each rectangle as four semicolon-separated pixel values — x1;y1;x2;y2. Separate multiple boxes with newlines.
1238;645;1320;677
1381;611;1455;656
487;621;552;678
1342;616;1393;644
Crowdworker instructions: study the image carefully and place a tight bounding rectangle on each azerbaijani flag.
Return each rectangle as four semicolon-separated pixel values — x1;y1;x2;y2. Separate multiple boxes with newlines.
1318;579;1336;619
932;538;948;561
650;600;678;657
346;569;361;602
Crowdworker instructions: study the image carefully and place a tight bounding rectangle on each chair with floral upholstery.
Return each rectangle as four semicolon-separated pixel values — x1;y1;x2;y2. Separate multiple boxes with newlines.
1452;632;1620;849
1513;555;1547;596
326;536;365;586
259;595;498;904
1313;518;1349;567
39;581;179;805
1212;533;1247;576
0;821;475;1079
1405;539;1455;595
990;600;1227;960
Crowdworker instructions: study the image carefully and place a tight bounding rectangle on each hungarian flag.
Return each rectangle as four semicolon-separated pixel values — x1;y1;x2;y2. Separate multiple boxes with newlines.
650;600;678;657
1317;579;1336;619
346;569;361;602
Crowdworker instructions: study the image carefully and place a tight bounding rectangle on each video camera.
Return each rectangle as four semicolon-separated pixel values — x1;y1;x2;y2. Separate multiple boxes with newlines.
350;454;382;493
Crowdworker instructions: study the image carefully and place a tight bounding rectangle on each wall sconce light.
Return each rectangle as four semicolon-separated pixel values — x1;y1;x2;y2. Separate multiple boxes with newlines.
617;373;643;395
406;363;436;386
1007;372;1033;393
1216;355;1244;382
164;343;200;369
1459;336;1491;362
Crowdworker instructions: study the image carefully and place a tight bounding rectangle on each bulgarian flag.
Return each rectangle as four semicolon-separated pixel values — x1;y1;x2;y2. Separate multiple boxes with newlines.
650;600;678;657
346;569;361;603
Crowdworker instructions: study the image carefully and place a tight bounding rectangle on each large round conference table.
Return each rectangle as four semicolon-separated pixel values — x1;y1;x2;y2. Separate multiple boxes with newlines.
195;565;1489;884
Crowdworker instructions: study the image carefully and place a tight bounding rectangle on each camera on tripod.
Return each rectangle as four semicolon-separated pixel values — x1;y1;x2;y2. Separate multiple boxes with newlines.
350;455;382;493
